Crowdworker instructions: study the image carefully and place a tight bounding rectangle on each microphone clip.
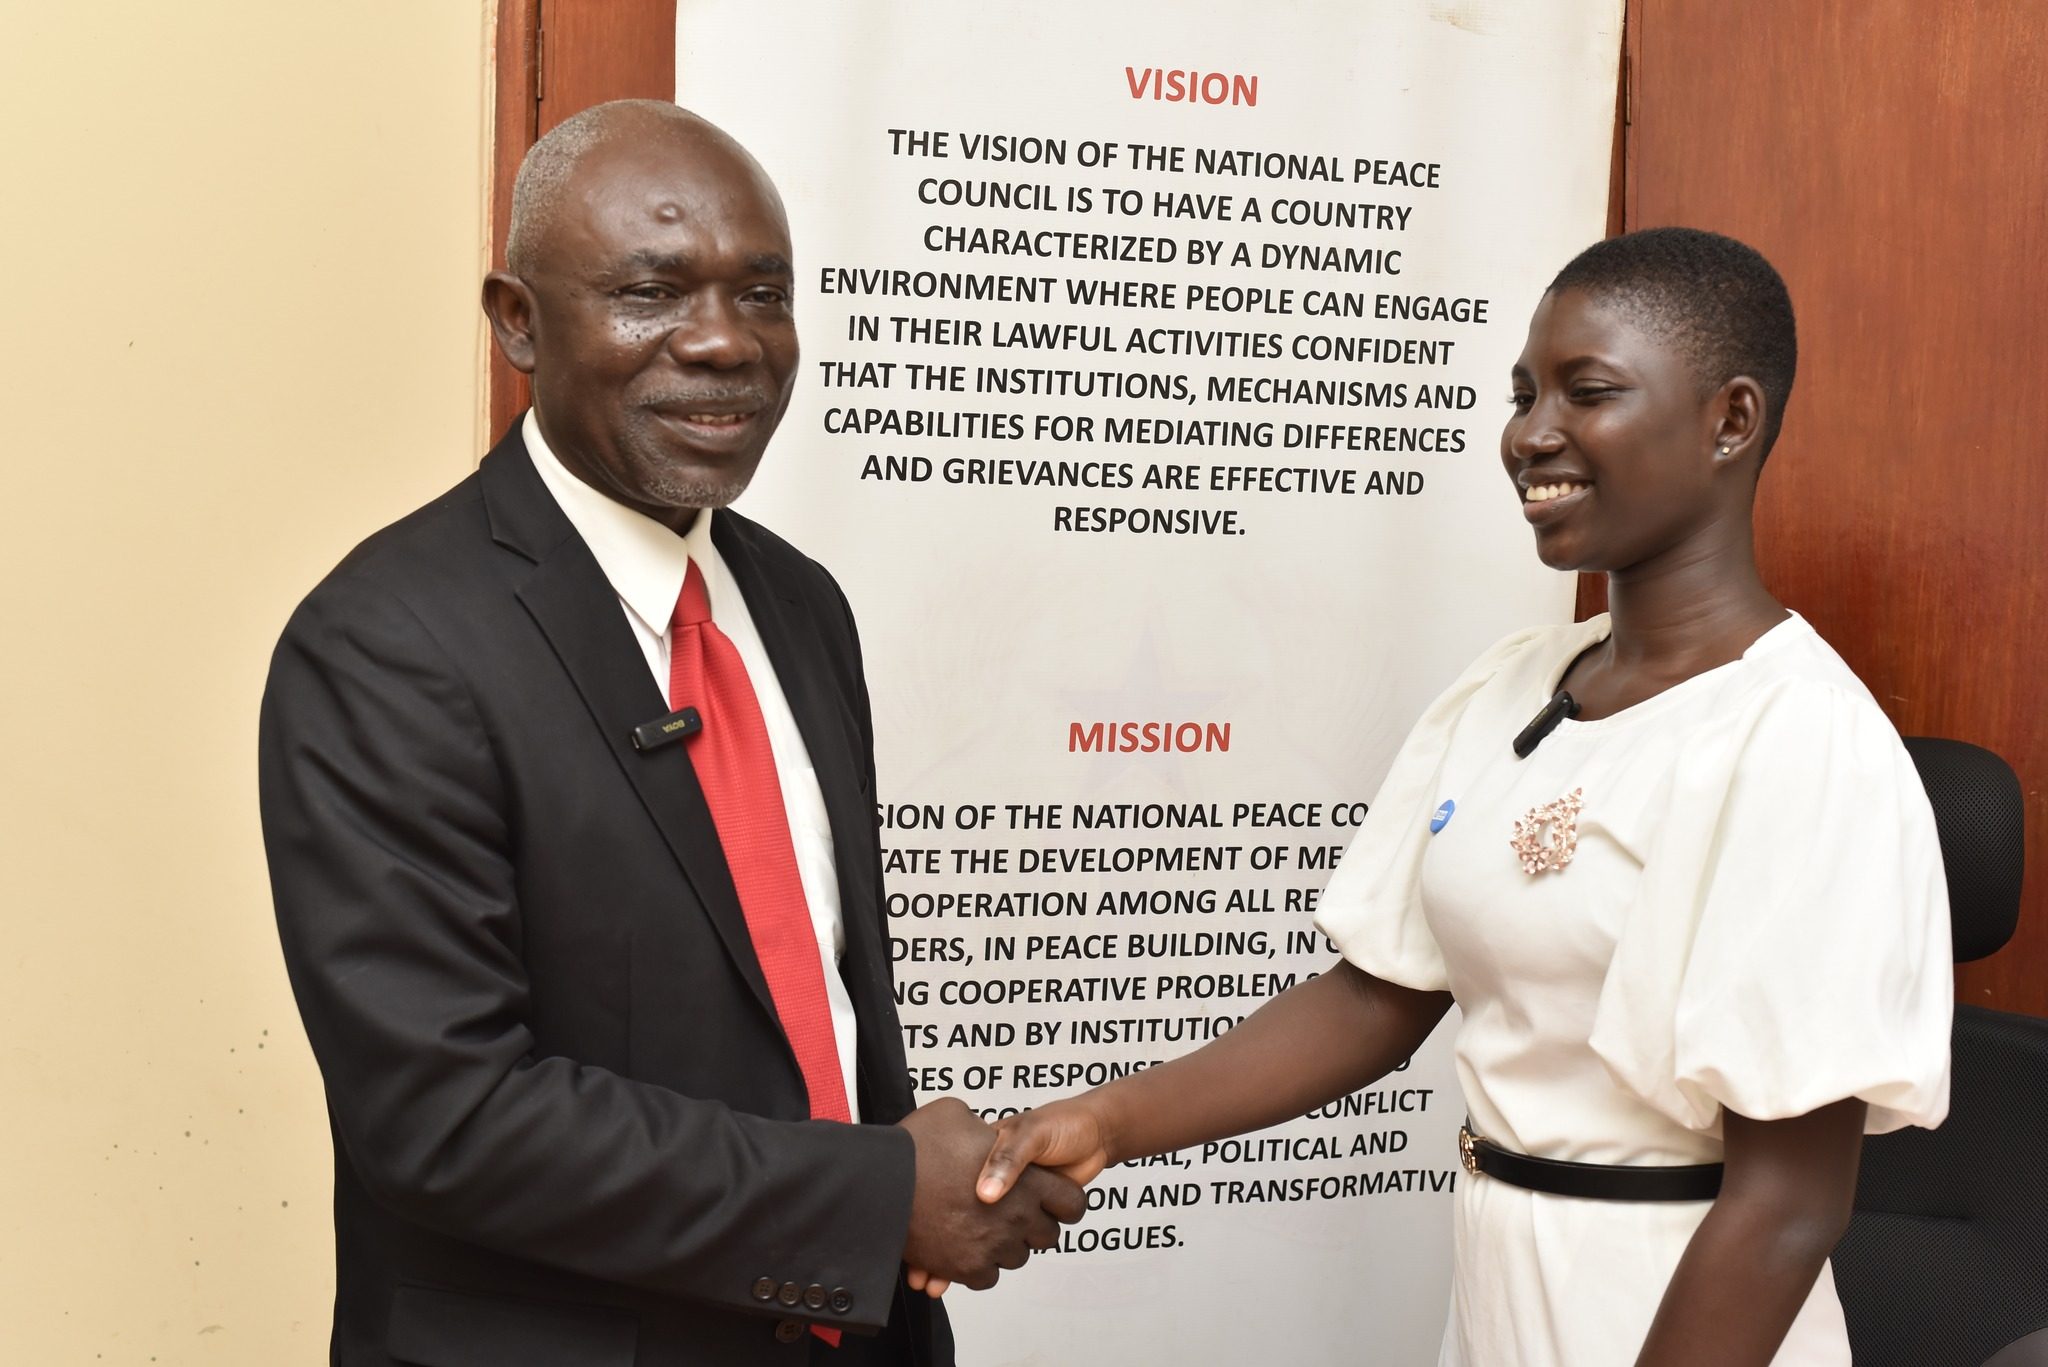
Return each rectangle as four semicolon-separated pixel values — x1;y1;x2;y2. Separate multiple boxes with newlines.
631;707;703;753
1512;691;1580;759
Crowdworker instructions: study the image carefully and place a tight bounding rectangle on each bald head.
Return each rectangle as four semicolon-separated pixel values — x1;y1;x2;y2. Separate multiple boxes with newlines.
481;98;800;532
505;101;784;277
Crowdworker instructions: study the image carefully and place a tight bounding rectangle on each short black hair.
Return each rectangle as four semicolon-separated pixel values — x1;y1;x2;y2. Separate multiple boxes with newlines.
1549;227;1798;459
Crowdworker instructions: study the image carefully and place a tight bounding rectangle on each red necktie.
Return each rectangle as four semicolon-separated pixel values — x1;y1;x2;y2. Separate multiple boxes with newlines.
670;560;850;1348
669;559;853;1125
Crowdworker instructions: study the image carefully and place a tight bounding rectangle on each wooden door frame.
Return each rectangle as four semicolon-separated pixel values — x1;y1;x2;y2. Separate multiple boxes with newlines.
484;0;677;444
1577;0;1641;623
486;0;540;445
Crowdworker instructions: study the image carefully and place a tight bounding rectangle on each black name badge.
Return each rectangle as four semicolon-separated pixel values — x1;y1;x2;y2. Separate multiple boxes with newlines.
631;707;703;752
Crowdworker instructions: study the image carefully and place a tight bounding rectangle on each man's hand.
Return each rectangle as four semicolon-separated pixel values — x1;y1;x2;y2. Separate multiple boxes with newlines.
897;1098;1085;1292
905;1095;1115;1297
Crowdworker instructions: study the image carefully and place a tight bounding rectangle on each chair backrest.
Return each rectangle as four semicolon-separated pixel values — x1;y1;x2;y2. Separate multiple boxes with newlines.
1903;736;2025;962
1834;737;2041;1367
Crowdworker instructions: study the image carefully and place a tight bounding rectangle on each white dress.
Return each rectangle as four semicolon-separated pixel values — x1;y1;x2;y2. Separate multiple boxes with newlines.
1314;614;1952;1366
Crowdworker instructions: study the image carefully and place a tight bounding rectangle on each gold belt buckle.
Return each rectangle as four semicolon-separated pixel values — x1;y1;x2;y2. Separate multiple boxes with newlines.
1457;1123;1480;1177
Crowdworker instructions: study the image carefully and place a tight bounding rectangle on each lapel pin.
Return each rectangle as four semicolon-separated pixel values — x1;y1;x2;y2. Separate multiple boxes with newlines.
1430;799;1456;834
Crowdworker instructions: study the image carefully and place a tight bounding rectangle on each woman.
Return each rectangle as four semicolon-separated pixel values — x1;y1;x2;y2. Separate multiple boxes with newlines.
926;229;1953;1364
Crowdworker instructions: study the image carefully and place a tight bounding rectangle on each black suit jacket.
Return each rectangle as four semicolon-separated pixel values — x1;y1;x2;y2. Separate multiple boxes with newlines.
259;424;950;1366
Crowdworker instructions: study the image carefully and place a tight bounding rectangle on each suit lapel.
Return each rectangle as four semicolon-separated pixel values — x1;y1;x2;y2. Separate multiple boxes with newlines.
481;437;779;1026
713;516;903;1096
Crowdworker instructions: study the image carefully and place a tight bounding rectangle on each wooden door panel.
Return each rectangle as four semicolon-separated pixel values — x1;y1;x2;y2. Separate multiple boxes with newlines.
1629;0;2048;1014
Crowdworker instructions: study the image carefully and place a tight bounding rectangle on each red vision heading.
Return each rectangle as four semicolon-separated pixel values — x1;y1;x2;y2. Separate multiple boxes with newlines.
1127;67;1258;107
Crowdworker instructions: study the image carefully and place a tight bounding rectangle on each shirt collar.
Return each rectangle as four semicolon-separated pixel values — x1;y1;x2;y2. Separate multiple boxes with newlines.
522;408;717;635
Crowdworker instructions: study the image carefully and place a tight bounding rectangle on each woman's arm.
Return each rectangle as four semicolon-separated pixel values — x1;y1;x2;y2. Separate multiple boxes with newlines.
1633;1098;1866;1366
976;960;1452;1199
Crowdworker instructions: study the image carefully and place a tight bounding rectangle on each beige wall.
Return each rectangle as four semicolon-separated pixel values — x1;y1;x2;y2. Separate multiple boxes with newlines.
0;3;491;1358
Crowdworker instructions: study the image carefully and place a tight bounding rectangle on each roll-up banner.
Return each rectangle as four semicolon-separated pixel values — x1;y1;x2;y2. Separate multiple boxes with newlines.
679;3;1621;1359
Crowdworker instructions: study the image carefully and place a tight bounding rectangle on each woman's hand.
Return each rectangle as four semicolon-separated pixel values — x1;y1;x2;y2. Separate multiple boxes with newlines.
900;963;1451;1301
904;1266;949;1297
977;1096;1117;1201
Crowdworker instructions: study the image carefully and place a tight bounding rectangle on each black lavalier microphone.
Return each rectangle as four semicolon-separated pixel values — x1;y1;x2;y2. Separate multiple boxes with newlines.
631;707;703;752
1512;691;1580;758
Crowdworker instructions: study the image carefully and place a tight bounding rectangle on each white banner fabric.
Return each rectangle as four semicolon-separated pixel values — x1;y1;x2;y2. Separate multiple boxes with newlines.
677;3;1620;1361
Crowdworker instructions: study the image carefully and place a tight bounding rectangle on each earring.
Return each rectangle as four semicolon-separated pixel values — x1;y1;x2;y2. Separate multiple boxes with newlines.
1718;445;1730;457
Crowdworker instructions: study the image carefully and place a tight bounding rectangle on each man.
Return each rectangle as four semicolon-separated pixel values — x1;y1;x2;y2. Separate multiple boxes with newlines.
260;100;1080;1366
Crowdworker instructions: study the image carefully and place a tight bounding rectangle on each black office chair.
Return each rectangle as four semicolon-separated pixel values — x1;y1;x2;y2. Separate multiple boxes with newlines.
1833;737;2047;1367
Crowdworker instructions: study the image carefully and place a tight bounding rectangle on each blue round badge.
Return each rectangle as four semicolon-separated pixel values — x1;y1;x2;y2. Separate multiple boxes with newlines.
1430;799;1456;833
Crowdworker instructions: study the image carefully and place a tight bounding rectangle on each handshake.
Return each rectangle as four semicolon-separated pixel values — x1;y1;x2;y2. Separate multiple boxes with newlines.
895;1094;1112;1294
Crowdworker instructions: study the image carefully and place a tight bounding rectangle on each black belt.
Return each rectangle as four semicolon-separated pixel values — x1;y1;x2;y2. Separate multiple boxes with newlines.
1458;1121;1723;1203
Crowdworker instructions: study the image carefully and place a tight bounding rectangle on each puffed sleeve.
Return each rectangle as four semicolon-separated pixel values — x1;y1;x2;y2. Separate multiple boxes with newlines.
1315;628;1552;992
1588;678;1953;1136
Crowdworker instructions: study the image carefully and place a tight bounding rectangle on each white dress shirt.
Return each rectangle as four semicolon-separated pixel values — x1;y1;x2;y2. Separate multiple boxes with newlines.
523;411;861;1119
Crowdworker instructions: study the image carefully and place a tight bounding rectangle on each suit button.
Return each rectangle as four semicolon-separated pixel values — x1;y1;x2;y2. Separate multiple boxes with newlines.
778;1281;802;1307
774;1318;804;1343
829;1287;853;1314
803;1283;828;1311
752;1276;778;1302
